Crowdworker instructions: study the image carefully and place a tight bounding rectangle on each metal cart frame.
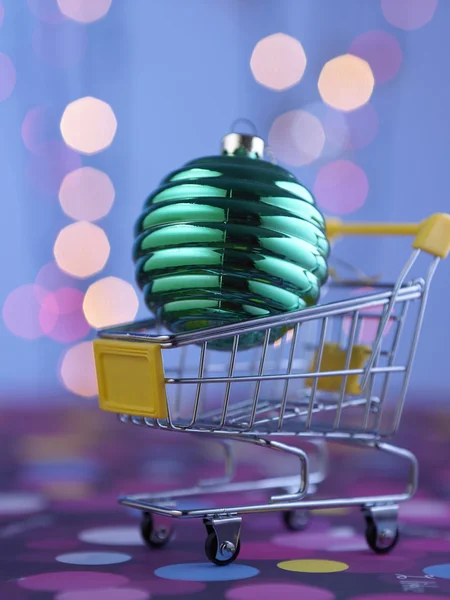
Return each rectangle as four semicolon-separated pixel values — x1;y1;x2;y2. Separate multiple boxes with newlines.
94;213;450;565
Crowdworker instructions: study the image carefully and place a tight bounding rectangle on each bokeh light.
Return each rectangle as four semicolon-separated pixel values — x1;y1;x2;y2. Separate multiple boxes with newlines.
36;261;80;293
53;222;110;278
343;288;394;343
344;104;378;150
313;160;369;215
350;30;402;84
268;110;325;166
59;167;115;221
60;341;98;397
32;22;87;68
0;53;16;102
60;97;117;154
27;140;82;196
21;105;59;153
318;54;374;112
381;0;438;30
57;0;112;23
0;2;4;28
302;102;349;159
27;0;66;24
2;284;47;340
83;277;139;328
40;288;91;343
250;33;307;91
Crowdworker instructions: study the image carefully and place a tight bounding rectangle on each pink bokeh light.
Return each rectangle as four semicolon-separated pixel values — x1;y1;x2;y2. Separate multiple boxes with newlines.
36;261;79;293
350;30;402;84
59;167;115;221
60;342;98;398
314;160;369;215
250;33;307;91
0;53;16;102
381;0;438;30
302;102;349;160
0;2;4;28
2;284;48;340
268;110;325;166
28;0;67;24
27;140;82;196
57;0;112;24
343;288;394;344
22;105;59;153
40;288;91;343
32;22;87;68
344;103;379;150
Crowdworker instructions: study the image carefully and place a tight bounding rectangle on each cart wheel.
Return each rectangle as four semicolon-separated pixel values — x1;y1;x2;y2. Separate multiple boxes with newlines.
282;509;310;532
205;531;241;566
140;512;173;548
365;517;399;554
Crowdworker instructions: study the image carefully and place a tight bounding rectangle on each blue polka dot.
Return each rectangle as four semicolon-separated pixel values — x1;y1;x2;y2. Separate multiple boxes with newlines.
154;562;259;582
424;564;450;579
56;551;132;565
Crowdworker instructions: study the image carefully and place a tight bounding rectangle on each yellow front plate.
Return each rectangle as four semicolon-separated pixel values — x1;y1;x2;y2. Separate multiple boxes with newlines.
306;342;371;396
93;339;168;419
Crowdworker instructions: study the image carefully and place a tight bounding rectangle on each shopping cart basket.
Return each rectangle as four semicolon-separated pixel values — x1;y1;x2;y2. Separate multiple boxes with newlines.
94;213;450;565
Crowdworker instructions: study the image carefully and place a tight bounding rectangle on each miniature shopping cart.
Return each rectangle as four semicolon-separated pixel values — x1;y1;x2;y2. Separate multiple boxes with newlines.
93;214;450;565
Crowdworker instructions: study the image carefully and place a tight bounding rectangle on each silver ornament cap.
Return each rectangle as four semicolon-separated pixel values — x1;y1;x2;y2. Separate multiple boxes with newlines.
221;132;265;159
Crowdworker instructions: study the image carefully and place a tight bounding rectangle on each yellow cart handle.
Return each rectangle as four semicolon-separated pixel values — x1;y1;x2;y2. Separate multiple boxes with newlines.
326;213;450;259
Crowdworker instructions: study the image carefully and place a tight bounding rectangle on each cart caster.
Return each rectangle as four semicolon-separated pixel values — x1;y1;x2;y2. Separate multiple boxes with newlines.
140;511;174;548
363;504;399;554
282;509;310;532
203;516;242;566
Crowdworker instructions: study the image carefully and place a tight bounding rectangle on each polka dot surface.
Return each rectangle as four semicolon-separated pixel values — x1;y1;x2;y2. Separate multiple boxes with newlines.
17;571;129;591
0;492;46;515
56;552;132;565
277;559;349;573
423;563;450;579
226;582;335;600
349;595;450;600
154;562;260;582
79;526;144;546
55;588;149;600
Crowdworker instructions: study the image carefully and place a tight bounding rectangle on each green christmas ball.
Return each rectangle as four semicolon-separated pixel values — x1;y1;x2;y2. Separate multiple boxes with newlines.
133;133;330;350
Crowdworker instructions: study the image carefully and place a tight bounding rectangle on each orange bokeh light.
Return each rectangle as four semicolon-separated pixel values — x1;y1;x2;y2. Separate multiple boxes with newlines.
318;54;374;112
59;167;115;222
83;276;139;328
250;33;307;91
53;222;110;278
60;96;117;155
60;341;98;397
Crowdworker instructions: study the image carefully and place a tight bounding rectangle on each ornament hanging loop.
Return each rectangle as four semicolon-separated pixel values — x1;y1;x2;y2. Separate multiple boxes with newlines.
230;118;258;136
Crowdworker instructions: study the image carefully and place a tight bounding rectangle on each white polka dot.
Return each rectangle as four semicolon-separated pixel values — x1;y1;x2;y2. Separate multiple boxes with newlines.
401;500;450;517
56;551;132;565
327;538;368;552
330;526;357;538
79;526;144;546
0;492;46;515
